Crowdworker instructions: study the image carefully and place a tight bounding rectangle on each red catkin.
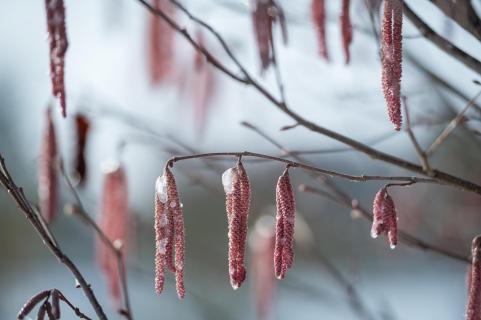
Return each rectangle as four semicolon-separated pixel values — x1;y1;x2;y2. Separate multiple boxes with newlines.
192;30;216;134
154;166;185;299
97;163;129;302
340;0;352;64
17;290;51;320
39;108;59;224
370;187;398;249
73;113;90;186
252;0;288;72
251;216;277;320
148;0;175;84
274;167;296;280
381;0;403;130
45;0;68;117
222;161;251;289
467;236;481;320
311;0;329;61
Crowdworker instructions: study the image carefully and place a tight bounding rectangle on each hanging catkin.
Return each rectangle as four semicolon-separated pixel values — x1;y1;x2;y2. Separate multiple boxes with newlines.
148;0;175;84
311;0;329;61
154;166;185;299
45;0;68;117
97;163;129;302
467;236;481;320
381;0;403;130
39;108;59;224
340;0;352;64
222;161;251;289
274;166;296;279
370;186;398;249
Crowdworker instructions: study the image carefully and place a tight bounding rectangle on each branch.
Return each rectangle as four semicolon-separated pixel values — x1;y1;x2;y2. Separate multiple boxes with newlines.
0;155;108;320
133;0;481;196
169;151;439;185
403;3;481;75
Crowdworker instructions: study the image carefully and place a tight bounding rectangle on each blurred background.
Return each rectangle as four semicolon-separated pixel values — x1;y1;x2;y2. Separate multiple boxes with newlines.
1;0;481;319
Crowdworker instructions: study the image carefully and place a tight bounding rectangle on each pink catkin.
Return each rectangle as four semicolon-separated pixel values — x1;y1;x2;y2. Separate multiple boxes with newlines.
39;108;59;224
154;167;185;299
340;0;352;64
97;165;128;302
370;187;398;249
274;167;296;279
252;0;288;72
45;0;68;117
192;30;216;134
381;0;403;130
311;0;328;61
222;162;251;289
251;218;277;320
148;0;175;84
467;236;481;320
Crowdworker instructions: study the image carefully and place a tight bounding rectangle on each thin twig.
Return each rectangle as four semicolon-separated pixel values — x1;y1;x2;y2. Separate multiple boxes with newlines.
426;89;481;155
0;155;108;320
402;96;433;175
169;151;439;184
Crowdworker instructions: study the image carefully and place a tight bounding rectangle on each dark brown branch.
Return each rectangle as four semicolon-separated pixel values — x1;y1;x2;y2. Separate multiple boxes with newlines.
133;0;481;196
403;3;481;75
0;155;108;320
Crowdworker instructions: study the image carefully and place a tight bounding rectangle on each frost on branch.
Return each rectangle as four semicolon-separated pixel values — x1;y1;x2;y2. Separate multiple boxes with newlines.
274;167;296;279
466;236;481;320
311;0;328;61
148;0;176;84
45;0;68;117
154;166;185;299
251;0;288;72
38;108;59;224
223;161;251;289
97;162;129;302
381;0;403;130
250;216;277;320
371;187;398;249
340;0;352;64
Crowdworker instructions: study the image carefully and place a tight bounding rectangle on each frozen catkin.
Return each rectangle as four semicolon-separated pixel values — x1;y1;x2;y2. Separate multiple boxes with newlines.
274;166;296;279
17;290;50;320
97;163;129;302
250;216;277;320
154;166;185;299
370;187;398;249
311;0;328;61
45;0;68;117
39;108;59;224
148;0;175;84
222;161;251;289
381;0;403;130
340;0;352;64
466;236;481;320
251;0;288;72
73;113;90;186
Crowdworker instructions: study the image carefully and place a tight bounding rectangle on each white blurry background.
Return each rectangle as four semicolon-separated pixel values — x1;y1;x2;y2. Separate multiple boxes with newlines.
1;0;481;319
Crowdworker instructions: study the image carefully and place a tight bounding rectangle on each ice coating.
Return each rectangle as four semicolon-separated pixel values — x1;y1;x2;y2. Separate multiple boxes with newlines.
155;175;168;203
222;167;237;194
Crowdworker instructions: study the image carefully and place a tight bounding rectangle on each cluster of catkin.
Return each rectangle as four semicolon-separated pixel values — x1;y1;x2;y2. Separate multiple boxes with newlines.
153;162;297;297
44;0;68;117
370;186;398;249
154;166;186;299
